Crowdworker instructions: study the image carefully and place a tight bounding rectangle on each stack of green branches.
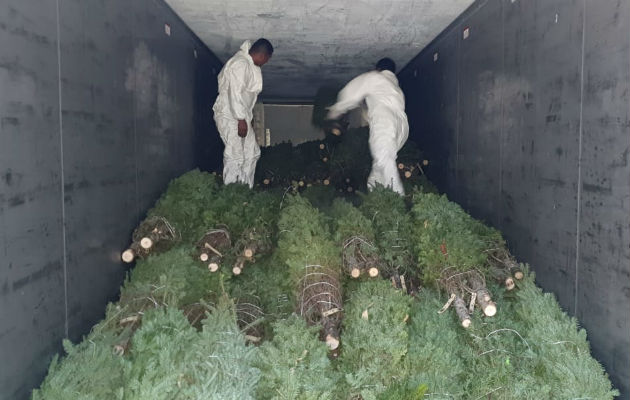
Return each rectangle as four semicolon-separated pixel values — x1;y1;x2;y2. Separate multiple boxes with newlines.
34;170;618;400
254;125;434;197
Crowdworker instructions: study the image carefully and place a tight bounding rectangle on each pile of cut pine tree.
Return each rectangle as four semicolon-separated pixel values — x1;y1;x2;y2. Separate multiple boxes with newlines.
254;126;437;199
33;163;617;399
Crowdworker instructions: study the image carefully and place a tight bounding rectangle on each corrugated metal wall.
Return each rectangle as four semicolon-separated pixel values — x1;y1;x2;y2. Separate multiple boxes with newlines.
399;0;630;397
0;1;222;398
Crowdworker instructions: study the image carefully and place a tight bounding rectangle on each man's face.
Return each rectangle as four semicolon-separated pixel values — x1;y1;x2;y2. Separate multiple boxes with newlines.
251;52;271;67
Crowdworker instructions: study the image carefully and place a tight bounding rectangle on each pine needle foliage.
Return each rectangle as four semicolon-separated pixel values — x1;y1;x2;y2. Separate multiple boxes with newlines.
359;186;415;277
338;280;411;399
255;315;339;400
122;307;199;399
36;167;618;400
403;289;468;398
411;192;497;286
148;169;218;242
277;195;340;284
125;245;225;308
201;183;253;238
329;198;375;244
511;270;618;399
181;296;261;400
229;253;295;338
301;184;339;212
32;333;126;400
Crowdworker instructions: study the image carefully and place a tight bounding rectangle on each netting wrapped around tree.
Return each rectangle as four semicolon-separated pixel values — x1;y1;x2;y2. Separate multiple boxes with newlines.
235;295;265;343
298;265;343;350
342;236;381;279
277;195;344;349
122;216;179;263
328;198;382;279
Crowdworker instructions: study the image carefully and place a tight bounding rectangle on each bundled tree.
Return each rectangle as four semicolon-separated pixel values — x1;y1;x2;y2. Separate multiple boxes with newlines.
256;142;297;186
486;247;524;291
509;269;618;399
359;186;415;287
182;297;261;399
229;253;295;341
436;268;498;330
201;184;252;238
338;280;411;399
327;127;372;190
329;198;381;279
297;265;344;350
411;192;495;287
401;289;468;398
147;169;218;243
122;216;179;263
32;332;126;400
277;195;344;348
200;186;280;276
103;246;226;355
195;226;232;273
254;316;340;400
121;307;201;399
34;299;260;400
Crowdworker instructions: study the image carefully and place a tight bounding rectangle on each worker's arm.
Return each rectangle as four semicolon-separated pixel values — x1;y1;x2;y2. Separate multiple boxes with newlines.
327;73;371;120
226;59;250;136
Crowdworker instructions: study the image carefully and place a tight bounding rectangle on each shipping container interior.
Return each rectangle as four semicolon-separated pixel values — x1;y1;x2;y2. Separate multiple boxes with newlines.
1;0;628;399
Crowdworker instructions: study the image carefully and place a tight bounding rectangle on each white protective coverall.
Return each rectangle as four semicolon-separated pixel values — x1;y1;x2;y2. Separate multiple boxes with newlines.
328;70;409;195
213;41;263;188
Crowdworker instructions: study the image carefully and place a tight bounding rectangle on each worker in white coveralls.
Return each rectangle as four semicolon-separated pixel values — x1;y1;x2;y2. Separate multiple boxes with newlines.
213;39;273;188
327;58;409;195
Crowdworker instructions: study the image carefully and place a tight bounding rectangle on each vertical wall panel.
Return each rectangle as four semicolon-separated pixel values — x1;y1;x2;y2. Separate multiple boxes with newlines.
58;0;137;341
454;1;503;225
0;2;66;398
0;0;223;398
502;0;584;313
578;0;630;394
400;0;630;396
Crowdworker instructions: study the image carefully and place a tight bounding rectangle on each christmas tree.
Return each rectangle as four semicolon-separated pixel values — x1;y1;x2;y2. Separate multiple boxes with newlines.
254;316;340;400
338;280;412;399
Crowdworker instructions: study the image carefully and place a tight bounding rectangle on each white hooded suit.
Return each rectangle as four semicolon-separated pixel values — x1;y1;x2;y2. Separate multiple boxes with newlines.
328;70;409;195
213;41;263;188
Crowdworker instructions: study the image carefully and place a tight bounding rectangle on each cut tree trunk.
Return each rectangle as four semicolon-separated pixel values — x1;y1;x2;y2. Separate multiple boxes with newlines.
126;216;178;260
454;296;472;328
475;288;497;317
122;249;135;263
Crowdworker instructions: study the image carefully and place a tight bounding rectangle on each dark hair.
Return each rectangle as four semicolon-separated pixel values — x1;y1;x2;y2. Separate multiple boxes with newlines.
250;38;274;56
375;57;396;73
